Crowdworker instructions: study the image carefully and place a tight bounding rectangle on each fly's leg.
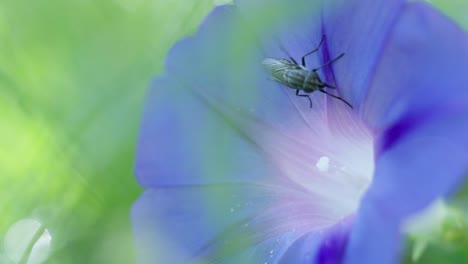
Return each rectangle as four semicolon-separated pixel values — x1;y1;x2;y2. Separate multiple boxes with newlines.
277;39;299;65
296;89;313;108
319;88;353;109
301;34;326;67
312;53;345;72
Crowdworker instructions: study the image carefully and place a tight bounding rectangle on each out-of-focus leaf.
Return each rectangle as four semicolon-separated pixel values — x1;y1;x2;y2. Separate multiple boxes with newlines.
430;0;468;29
404;179;468;263
0;0;215;263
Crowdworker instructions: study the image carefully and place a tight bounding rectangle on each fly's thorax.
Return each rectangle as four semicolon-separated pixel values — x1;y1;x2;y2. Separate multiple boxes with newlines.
303;71;323;93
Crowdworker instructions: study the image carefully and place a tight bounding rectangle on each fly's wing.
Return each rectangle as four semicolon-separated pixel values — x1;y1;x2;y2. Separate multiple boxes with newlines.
262;58;300;84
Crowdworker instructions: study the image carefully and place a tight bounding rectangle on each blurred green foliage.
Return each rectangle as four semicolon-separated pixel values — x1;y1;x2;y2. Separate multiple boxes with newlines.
430;0;468;30
0;0;216;263
404;183;468;264
0;0;466;263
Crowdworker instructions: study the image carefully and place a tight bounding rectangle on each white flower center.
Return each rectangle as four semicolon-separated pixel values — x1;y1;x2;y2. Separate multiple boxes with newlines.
263;112;375;228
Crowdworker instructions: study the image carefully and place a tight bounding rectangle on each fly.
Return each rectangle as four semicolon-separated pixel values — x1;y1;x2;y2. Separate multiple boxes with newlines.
262;35;353;109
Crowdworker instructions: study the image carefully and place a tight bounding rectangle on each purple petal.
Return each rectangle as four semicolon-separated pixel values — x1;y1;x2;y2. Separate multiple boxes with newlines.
247;0;406;138
315;216;354;264
135;75;278;187
346;3;468;263
135;5;336;188
347;111;468;264
345;199;400;264
163;0;407;139
131;187;262;264
361;2;468;129
240;0;406;110
322;0;405;108
278;232;322;263
277;216;354;264
164;4;303;124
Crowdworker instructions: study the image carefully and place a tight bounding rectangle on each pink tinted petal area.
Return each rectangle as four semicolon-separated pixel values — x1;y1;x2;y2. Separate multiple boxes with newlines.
346;3;468;264
258;110;374;221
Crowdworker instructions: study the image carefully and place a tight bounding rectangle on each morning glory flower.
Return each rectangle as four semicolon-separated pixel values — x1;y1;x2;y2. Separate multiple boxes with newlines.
132;0;468;263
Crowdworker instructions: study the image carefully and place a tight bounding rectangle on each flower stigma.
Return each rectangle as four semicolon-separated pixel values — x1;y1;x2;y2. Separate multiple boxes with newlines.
262;112;375;229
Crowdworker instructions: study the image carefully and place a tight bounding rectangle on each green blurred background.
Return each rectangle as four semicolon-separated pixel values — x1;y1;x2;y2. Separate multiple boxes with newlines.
0;0;466;263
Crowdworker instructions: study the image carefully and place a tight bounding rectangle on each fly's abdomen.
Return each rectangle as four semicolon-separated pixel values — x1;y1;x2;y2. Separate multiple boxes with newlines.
283;69;307;90
303;71;322;92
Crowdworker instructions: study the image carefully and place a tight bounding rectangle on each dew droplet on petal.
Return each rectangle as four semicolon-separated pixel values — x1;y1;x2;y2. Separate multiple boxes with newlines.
316;156;330;172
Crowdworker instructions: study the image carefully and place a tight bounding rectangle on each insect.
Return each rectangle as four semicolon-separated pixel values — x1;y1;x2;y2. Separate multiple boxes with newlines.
262;35;353;109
